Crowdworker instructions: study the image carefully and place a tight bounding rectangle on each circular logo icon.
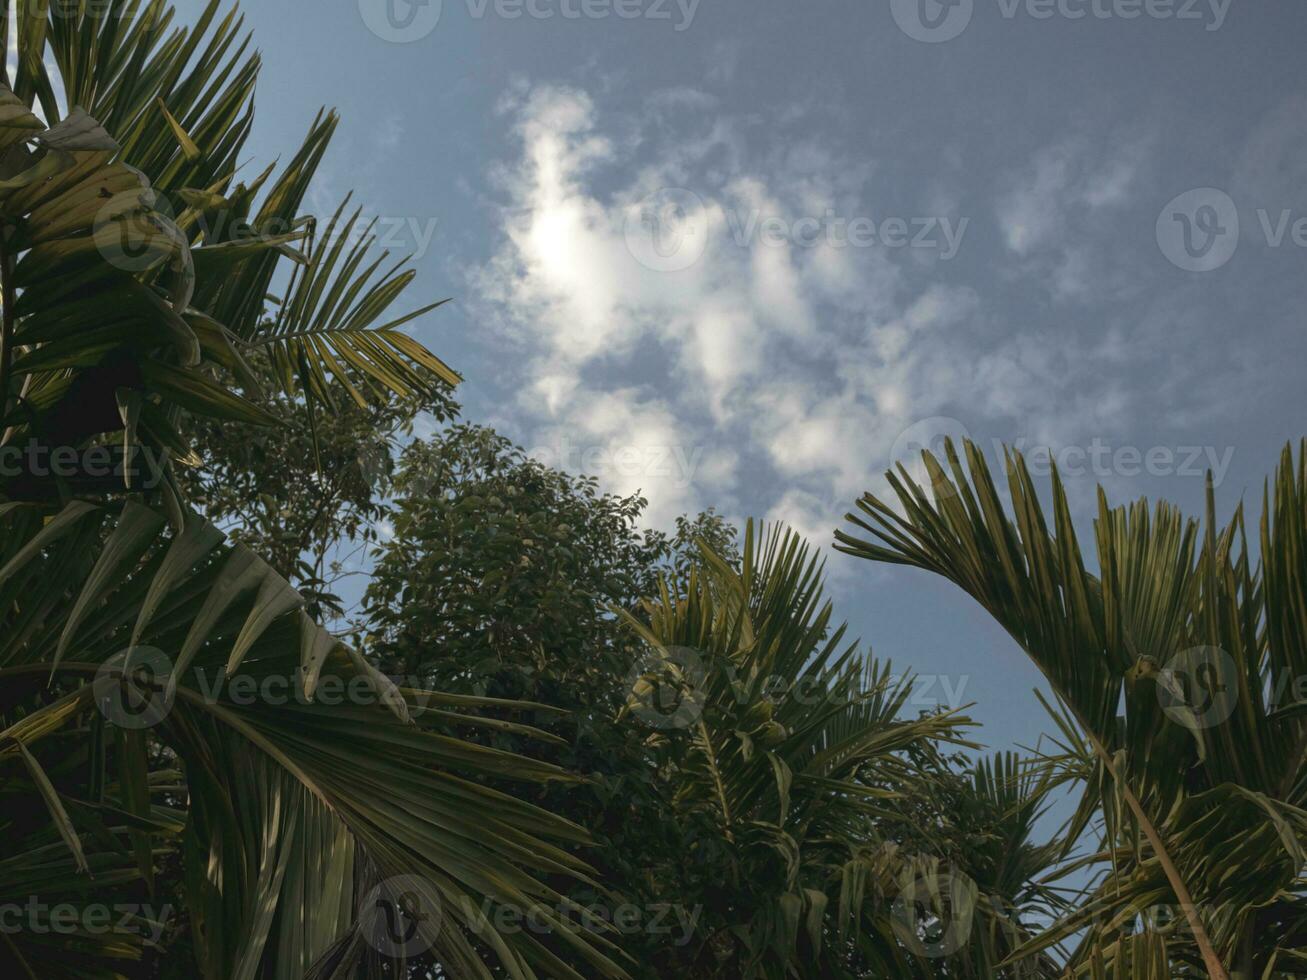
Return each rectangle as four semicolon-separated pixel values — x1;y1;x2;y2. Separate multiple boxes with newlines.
891;0;974;43
93;647;175;729
891;869;977;958
1156;188;1240;272
889;416;972;501
359;0;443;43
625;645;708;730
93;190;186;273
1157;646;1239;730
360;874;443;959
625;188;708;273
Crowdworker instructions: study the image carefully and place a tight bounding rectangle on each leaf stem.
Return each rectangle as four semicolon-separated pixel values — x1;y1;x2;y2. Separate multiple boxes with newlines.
1084;729;1230;980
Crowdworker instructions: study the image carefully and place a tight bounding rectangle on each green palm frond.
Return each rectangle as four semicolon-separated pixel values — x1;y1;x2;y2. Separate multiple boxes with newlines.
838;438;1307;978
0;499;629;978
619;521;1068;977
254;194;460;411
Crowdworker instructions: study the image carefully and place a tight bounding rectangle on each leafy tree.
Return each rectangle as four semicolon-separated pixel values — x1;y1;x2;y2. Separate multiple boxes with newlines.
180;354;455;622
0;2;627;977
363;423;739;973
838;439;1307;978
365;423;737;699
615;522;1066;978
363;431;1073;977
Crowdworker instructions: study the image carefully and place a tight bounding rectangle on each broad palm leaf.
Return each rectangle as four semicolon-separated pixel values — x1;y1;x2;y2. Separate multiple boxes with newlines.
622;521;1058;977
0;500;628;978
0;2;626;976
837;439;1307;978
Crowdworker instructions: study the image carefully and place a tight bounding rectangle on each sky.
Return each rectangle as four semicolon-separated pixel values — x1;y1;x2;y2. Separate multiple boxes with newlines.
171;0;1307;754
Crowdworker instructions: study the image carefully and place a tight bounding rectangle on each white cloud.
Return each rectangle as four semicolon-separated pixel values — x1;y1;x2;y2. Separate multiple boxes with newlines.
468;82;1162;545
998;144;1075;257
996;135;1149;300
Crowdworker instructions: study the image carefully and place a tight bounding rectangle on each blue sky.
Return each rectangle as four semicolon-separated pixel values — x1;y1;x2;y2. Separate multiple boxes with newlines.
173;0;1307;753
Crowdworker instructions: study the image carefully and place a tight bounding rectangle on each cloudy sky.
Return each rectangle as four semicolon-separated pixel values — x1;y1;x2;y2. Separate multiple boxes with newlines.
175;0;1307;752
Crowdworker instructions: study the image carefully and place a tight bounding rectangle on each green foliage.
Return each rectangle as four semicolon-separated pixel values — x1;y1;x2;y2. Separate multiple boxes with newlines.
180;354;457;621
0;2;627;977
8;2;1281;978
615;522;1068;978
363;424;742;974
838;438;1307;978
365;424;736;699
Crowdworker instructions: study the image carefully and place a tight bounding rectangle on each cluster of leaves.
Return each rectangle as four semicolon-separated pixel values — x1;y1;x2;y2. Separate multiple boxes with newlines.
364;424;738;697
360;424;743;972
179;354;457;621
0;2;630;977
10;1;1294;977
611;523;1073;979
838;438;1307;978
353;430;1076;978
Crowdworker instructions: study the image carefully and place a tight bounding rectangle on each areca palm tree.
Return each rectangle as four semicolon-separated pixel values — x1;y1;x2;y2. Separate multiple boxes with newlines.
837;439;1307;978
0;2;625;976
620;522;1066;978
